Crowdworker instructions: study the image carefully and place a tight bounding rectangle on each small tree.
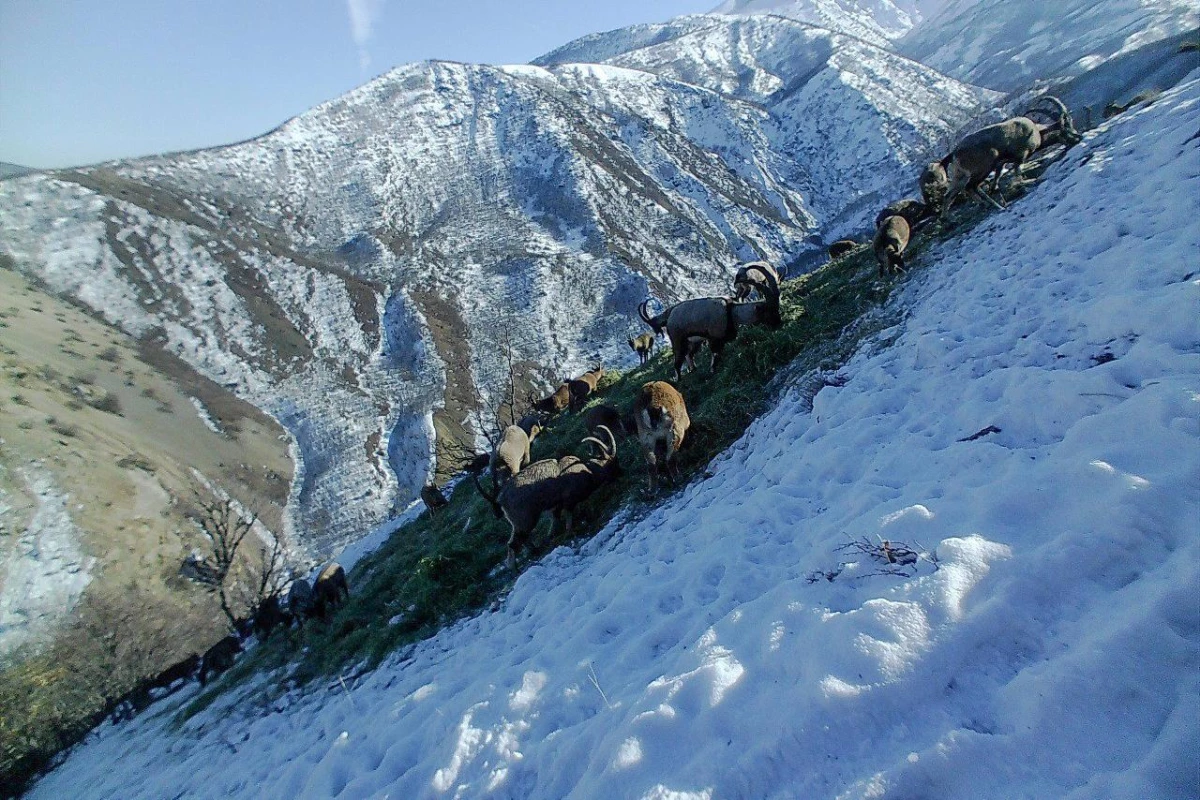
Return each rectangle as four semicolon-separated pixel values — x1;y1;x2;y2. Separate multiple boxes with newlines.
188;480;283;632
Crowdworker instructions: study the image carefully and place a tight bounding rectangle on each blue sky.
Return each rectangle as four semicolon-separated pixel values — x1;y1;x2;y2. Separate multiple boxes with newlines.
0;0;704;169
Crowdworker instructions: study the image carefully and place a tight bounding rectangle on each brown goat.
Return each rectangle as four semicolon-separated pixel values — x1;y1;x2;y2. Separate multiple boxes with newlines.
198;635;241;686
475;426;621;569
421;483;449;514
873;215;911;278
312;562;349;619
828;239;859;260
531;383;572;416
584;404;633;437
628;333;655;365
633;381;690;493
874;198;930;230
568;364;605;412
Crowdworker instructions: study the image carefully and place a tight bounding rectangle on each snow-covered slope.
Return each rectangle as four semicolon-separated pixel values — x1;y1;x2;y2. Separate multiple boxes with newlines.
0;16;992;556
709;0;958;45
898;0;1199;91
30;75;1199;800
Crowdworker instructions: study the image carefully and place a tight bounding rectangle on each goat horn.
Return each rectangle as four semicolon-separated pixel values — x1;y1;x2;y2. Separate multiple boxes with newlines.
595;424;617;456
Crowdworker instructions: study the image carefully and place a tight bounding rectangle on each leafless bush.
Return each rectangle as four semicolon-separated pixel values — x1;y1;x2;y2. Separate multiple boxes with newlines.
805;536;939;584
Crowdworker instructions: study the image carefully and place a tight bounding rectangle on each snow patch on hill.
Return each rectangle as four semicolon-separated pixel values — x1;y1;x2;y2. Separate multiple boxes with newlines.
28;73;1200;800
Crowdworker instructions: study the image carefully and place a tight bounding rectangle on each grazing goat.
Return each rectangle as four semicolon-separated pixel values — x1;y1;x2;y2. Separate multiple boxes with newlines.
874;198;930;230
732;261;784;301
920;161;949;212
628;333;655;364
492;415;543;485
568;364;605;412
828;239;859;260
287;578;314;626
198;635;241;686
312;562;349;619
252;594;289;641
940;95;1080;216
420;483;449;514
873;215;911;278
475;426;621;569
639;269;781;380
531;383;572;416
633;381;690;493
584;404;633;437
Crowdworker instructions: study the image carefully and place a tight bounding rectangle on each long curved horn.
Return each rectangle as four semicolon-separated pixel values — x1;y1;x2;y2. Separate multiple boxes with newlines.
472;472;503;519
638;300;654;328
581;435;607;457
758;265;780;305
596;424;617;457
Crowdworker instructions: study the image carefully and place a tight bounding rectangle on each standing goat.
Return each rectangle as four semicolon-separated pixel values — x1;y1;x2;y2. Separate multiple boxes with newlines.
568;364;605;412
873;215;911;278
732;261;784;301
628;333;655;364
420;483;449;514
491;413;544;485
530;383;572;416
639;268;781;380
940;96;1080;216
475;426;621;569
633;381;690;493
311;562;349;619
920;161;949;212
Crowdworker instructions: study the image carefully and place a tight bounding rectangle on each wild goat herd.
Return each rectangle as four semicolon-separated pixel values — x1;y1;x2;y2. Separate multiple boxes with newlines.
148;94;1079;696
450;93;1081;570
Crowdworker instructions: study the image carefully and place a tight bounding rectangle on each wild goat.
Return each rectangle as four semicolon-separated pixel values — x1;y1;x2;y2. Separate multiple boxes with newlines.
312;562;349;619
420;483;449;514
475;426;621;569
531;383;572;416
628;333;655;364
252;594;289;641
875;199;930;230
873;215;911;278
940;95;1081;216
287;578;313;627
639;269;781;380
568;364;605;412
732;261;784;301
920;161;949;211
633;381;690;493
492;414;543;484
198;635;241;686
584;404;633;437
828;239;859;260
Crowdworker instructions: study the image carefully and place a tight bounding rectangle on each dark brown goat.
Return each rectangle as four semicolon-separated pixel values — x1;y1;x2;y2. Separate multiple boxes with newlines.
198;635;241;686
421;483;450;514
475;426;621;569
312;562;349;619
531;383;572;416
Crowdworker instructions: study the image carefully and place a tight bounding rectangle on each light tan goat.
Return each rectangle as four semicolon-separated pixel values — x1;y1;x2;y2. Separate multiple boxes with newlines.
633;381;690;493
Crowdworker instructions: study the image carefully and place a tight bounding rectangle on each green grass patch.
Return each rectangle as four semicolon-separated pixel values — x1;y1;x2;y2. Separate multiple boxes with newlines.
178;190;1022;720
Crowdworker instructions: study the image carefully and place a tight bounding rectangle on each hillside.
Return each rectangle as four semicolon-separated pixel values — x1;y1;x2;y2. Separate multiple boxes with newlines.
25;73;1200;800
0;14;993;558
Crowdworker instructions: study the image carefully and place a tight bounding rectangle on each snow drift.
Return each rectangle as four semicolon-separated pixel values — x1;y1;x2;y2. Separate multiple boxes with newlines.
29;71;1200;800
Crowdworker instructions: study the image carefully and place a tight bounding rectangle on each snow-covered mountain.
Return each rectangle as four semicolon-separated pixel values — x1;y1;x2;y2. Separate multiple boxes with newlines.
0;15;992;557
709;0;957;45
27;74;1200;800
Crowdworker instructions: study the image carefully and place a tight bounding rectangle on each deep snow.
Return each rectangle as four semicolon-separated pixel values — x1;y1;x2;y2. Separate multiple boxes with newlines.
27;76;1200;800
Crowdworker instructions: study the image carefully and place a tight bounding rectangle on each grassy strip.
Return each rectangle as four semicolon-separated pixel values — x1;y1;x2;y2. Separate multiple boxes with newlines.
180;195;1007;718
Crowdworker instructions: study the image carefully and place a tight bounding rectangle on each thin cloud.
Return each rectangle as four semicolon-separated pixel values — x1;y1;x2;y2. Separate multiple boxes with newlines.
347;0;386;72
